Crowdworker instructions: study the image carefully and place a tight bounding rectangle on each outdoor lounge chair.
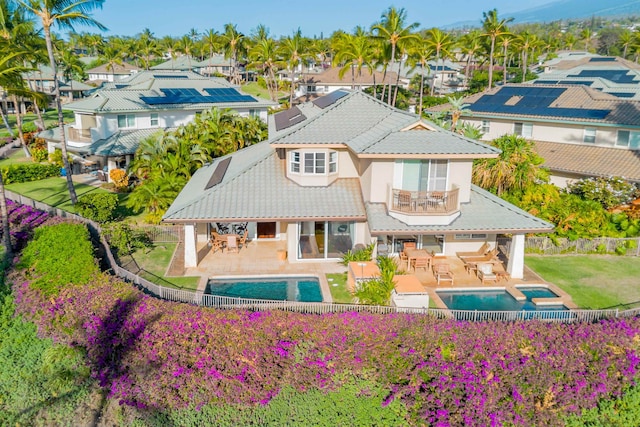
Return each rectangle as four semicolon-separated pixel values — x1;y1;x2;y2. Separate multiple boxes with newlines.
211;238;224;253
412;257;430;272
462;249;499;274
456;242;490;259
433;263;454;286
477;263;498;285
238;230;248;249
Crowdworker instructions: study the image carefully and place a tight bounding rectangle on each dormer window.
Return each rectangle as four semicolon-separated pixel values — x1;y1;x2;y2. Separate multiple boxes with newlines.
290;150;338;175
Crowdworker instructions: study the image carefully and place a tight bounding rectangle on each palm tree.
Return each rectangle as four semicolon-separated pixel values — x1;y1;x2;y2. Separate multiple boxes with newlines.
98;45;123;81
459;30;482;84
202;28;219;66
247;37;280;101
405;35;433;116
371;6;419;105
580;28;593;52
332;31;374;90
446;95;470;133
619;29;633;59
177;35;195;68
137;31;160;70
499;33;514;85
563;32;577;51
221;23;245;84
278;29;309;107
472;134;547;196
58;49;84;100
424;27;454;96
515;31;541;83
19;0;106;205
482;9;513;90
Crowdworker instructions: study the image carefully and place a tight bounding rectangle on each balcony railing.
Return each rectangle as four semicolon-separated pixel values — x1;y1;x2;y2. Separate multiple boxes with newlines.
390;187;459;215
68;127;93;143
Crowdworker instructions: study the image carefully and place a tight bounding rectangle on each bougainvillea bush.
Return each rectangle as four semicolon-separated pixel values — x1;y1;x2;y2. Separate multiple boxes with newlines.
9;224;640;426
1;199;54;251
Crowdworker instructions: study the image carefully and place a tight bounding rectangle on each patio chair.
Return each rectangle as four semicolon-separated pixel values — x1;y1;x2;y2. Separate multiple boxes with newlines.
226;235;238;253
412;257;430;272
211;238;224;253
456;242;490;259
397;190;413;211
477;263;498;285
403;242;416;251
238;230;249;249
399;251;408;270
433;263;454;286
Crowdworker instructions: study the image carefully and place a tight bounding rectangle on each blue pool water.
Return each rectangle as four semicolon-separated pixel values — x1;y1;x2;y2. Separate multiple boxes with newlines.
205;276;322;302
437;286;567;311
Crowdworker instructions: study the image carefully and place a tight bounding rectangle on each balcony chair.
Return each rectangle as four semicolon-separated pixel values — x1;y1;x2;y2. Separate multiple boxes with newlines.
433;263;454;286
238;230;249;249
226;235;239;253
397;190;413;211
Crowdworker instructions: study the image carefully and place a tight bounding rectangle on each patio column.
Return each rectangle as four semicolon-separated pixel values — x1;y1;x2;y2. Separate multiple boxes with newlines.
507;233;525;279
184;224;198;268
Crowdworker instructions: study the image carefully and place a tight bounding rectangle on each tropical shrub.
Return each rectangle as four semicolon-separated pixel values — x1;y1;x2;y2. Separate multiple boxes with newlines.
102;222;152;257
568;176;637;210
48;149;72;168
340;242;375;265
109;168;129;191
30;147;48;163
1;199;51;251
75;193;119;223
564;385;640;426
1;163;60;183
17;223;99;297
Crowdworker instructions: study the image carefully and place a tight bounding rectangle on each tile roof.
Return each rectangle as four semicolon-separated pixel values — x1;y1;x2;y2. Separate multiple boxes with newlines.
88;128;170;156
454;83;640;126
535;141;640;182
163;142;367;222
150;55;198;70
300;67;399;86
86;62;141;74
272;90;499;157
365;185;554;234
64;71;275;113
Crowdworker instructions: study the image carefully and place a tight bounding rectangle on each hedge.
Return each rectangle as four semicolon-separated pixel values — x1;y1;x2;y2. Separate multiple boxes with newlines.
2;163;60;184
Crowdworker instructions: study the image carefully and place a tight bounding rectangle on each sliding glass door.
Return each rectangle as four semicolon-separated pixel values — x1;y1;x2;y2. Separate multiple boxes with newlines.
298;221;354;259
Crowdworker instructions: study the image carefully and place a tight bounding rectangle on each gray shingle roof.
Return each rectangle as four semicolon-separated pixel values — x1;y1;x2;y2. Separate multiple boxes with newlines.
163;142;367;222
272;91;499;157
365;185;554;234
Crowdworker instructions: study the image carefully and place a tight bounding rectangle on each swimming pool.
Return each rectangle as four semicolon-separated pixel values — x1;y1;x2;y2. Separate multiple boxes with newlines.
205;276;323;302
436;286;567;312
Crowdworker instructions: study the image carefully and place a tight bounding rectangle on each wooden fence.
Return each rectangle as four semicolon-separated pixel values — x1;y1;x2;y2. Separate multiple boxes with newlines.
5;192;640;323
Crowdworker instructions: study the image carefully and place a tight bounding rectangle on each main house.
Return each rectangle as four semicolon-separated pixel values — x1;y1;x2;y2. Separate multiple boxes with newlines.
450;83;640;187
163;90;552;279
38;70;274;176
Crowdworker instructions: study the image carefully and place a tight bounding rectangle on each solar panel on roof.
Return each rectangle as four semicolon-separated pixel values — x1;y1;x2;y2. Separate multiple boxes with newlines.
609;92;635;98
140;87;258;105
569;70;636;84
153;74;188;79
205;157;232;190
312;90;349;108
589;57;616;62
274;106;307;131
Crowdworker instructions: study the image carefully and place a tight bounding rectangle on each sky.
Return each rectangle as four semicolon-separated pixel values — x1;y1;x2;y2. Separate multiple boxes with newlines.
81;0;556;39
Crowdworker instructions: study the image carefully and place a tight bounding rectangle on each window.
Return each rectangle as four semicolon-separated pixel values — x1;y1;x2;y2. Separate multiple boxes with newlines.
117;114;135;128
481;120;490;134
617;130;640;149
249;109;258;118
150;113;158;126
454;233;488;240
401;160;448;192
329;151;337;173
514;122;532;138
583;128;596;144
304;152;325;174
290;152;300;173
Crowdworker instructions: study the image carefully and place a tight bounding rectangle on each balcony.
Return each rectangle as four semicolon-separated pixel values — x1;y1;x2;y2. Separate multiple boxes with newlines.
68;127;93;143
390;186;459;215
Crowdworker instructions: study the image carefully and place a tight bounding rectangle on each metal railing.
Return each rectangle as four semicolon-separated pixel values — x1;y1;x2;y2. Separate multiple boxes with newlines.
6;191;640;323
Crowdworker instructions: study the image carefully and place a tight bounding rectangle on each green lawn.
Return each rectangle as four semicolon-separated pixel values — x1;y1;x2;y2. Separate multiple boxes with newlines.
127;243;200;291
327;272;353;303
241;82;287;102
0;148;30;167
525;255;640;309
0;110;74;138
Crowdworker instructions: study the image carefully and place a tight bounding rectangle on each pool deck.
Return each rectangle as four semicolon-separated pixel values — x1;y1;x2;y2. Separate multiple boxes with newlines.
170;240;577;309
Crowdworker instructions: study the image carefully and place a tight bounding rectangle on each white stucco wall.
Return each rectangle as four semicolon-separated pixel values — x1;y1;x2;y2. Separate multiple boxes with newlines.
448;160;473;203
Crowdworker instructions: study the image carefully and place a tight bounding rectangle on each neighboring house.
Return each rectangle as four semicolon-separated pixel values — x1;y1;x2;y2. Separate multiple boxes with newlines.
37;70;275;176
163;90;553;278
22;65;91;104
387;59;467;95
448;83;640;187
151;55;199;71
536;52;640;100
297;67;405;98
86;62;141;82
193;54;233;77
